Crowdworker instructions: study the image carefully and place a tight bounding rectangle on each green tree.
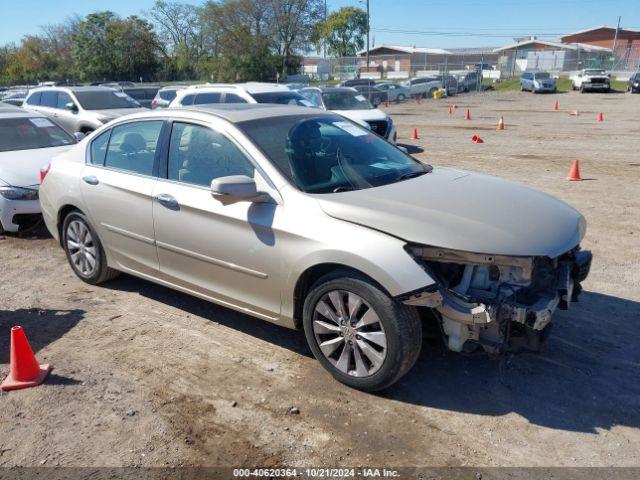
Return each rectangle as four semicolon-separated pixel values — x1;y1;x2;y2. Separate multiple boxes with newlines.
72;12;159;81
311;6;367;57
72;12;118;81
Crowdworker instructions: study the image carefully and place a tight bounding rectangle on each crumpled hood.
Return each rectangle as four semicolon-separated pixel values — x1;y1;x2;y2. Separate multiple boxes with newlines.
0;145;73;188
316;167;585;258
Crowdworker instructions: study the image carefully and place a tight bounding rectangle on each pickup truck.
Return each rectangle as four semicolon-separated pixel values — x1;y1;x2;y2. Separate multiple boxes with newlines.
570;69;611;93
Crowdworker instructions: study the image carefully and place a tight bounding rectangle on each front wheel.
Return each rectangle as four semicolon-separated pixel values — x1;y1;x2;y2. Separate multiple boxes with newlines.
396;94;406;102
302;272;422;391
62;211;119;284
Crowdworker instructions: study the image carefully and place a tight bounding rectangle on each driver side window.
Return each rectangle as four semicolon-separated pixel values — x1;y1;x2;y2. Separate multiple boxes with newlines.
167;122;255;187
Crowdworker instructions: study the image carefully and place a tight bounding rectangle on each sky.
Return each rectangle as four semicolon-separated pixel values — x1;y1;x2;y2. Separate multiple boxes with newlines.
0;0;638;49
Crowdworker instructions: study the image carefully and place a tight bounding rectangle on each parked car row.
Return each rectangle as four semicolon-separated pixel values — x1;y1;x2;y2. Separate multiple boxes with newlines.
519;69;640;94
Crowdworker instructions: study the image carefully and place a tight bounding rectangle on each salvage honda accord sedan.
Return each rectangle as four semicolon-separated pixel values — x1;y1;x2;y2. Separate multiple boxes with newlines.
39;104;592;391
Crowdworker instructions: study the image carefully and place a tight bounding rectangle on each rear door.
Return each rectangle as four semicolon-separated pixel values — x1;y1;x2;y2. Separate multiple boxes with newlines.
80;119;165;276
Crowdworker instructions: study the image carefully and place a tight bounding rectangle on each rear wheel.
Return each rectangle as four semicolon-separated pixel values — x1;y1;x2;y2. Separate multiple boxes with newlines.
62;211;119;284
302;272;422;391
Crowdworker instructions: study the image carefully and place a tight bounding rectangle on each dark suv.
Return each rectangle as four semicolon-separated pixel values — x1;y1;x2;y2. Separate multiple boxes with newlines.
628;73;640;93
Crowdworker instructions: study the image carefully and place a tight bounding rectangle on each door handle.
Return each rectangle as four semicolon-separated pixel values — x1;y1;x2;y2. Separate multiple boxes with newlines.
82;176;99;185
154;193;179;209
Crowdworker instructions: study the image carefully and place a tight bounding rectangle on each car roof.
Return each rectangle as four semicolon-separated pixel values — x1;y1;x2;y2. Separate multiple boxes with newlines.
28;86;116;94
112;103;334;124
183;82;294;95
0;104;46;119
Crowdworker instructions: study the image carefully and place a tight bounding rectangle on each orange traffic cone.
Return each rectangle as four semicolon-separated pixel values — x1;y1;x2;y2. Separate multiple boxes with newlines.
598;112;604;122
497;116;505;130
411;128;420;140
567;160;582;181
569;110;579;116
448;106;453;115
465;109;471;120
383;100;389;108
416;97;422;105
553;100;559;111
471;135;484;143
1;326;52;391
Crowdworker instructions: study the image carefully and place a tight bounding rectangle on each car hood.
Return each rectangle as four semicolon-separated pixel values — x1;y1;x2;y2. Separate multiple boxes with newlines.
316;167;585;258
0;145;73;187
333;109;388;125
92;107;148;120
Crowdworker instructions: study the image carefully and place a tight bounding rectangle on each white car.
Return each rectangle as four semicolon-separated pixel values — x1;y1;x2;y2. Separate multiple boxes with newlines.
299;87;397;144
169;83;314;108
570;69;611;93
0;105;78;232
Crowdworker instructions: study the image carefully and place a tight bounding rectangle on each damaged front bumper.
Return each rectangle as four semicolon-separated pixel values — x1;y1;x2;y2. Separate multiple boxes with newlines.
401;246;592;353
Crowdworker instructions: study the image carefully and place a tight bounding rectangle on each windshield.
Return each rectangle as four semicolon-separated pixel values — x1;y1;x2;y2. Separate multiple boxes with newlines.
250;92;313;107
321;91;373;111
238;114;430;194
74;90;141;110
0;117;75;152
534;72;551;79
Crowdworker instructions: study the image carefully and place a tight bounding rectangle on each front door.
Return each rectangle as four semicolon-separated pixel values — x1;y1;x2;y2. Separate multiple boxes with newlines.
152;120;282;320
80;119;164;277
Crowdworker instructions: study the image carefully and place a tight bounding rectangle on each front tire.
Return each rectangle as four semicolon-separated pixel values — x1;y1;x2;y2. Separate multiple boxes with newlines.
62;211;119;284
302;272;422;391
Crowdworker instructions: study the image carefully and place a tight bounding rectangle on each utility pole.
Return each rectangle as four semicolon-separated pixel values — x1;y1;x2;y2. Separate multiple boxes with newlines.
323;0;327;59
366;0;370;76
612;16;621;62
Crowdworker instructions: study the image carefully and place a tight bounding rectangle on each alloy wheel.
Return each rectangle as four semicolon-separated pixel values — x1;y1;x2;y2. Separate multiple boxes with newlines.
312;290;387;377
66;220;97;276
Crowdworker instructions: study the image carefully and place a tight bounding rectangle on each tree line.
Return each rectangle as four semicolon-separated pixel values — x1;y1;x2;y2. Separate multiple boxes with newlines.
0;0;367;86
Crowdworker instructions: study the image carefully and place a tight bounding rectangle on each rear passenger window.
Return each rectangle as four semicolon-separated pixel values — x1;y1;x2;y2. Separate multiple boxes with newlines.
181;94;195;106
167;122;254;187
224;93;248;103
90;129;111;165
26;92;42;105
194;92;222;104
41;91;58;108
104;121;163;176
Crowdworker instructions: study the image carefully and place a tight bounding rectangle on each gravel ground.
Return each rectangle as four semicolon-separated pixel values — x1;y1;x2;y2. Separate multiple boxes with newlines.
0;90;639;473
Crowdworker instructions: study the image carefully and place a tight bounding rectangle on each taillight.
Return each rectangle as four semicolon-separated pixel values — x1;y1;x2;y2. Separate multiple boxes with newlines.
151;99;158;108
40;163;51;183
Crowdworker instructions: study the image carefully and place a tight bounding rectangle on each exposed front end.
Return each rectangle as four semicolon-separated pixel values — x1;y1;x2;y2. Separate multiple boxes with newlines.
0;186;40;232
403;245;592;353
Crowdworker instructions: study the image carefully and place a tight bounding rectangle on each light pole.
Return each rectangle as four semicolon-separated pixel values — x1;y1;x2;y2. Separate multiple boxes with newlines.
366;0;370;75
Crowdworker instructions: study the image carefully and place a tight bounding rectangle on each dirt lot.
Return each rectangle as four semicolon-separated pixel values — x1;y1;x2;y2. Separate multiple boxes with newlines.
1;90;639;472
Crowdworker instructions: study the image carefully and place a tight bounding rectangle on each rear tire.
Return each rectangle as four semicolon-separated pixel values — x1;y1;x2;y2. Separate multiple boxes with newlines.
62;211;119;285
302;271;422;391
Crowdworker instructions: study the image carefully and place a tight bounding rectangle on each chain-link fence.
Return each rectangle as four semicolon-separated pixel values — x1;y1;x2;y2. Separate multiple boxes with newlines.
319;45;640;83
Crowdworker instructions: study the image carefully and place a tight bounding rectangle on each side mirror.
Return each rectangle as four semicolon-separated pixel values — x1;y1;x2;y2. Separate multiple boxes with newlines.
397;145;409;154
73;132;86;141
210;175;267;203
65;102;78;112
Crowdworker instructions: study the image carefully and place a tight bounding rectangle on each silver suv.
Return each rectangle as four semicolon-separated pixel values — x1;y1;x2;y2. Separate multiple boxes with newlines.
39;105;592;391
24;86;148;134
